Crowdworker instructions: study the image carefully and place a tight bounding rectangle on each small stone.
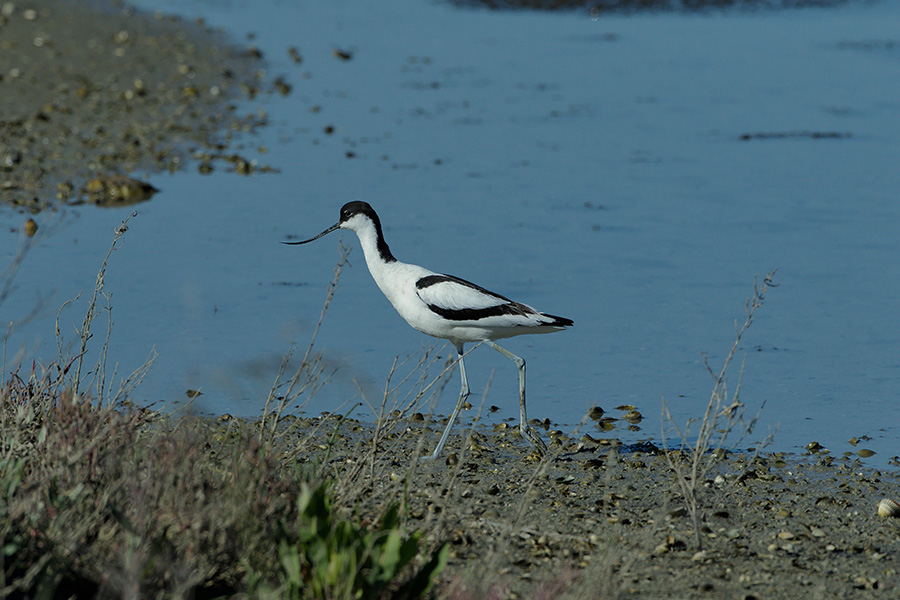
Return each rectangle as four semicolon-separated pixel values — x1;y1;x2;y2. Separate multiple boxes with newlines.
623;410;643;423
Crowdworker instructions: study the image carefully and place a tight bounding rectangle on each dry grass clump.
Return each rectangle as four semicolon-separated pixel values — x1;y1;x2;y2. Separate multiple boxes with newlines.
1;382;306;597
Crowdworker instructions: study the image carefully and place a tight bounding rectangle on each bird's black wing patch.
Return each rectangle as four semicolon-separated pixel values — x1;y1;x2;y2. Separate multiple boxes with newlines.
425;301;534;322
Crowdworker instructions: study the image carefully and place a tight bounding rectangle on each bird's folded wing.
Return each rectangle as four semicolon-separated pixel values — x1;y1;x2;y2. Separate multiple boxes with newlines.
415;274;536;321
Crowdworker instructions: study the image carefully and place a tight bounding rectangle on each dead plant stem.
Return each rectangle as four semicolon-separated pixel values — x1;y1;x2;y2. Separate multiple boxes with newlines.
72;212;137;398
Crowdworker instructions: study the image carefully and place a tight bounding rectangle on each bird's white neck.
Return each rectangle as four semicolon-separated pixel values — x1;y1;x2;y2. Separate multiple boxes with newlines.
350;219;423;310
352;218;397;271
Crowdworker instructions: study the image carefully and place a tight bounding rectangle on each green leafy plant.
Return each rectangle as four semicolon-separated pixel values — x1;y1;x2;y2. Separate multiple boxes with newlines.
267;481;448;600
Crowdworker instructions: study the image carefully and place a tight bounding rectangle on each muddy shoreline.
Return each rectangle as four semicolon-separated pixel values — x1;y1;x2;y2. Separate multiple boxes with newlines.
0;0;271;212
290;415;900;599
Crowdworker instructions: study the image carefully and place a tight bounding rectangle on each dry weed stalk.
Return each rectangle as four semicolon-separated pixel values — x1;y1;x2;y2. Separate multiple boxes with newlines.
2;218;66;374
44;211;156;407
70;212;134;396
260;242;351;453
0;223;39;327
321;343;469;508
366;344;465;452
662;269;777;549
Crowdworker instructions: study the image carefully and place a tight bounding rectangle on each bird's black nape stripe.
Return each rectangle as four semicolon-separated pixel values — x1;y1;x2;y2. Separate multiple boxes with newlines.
372;218;396;263
341;201;395;263
416;273;513;302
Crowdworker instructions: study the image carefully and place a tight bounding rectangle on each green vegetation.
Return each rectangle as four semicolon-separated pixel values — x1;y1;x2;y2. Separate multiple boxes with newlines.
249;484;448;600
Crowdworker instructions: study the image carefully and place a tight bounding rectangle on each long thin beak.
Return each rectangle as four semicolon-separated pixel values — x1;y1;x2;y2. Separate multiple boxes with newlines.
282;222;340;245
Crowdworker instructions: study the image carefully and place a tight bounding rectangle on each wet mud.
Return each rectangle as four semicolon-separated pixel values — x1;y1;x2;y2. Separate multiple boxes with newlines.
0;0;272;212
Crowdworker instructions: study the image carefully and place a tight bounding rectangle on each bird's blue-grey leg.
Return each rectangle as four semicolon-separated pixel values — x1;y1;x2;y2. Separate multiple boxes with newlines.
422;343;470;461
484;340;548;456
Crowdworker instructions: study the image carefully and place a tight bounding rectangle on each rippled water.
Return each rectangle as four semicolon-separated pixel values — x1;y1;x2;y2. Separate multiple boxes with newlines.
4;0;899;463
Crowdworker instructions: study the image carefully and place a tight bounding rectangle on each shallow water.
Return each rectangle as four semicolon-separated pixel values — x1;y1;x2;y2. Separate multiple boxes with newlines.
3;0;899;463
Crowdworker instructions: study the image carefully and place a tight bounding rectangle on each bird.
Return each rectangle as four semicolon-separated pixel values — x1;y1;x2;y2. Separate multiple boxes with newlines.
285;201;573;460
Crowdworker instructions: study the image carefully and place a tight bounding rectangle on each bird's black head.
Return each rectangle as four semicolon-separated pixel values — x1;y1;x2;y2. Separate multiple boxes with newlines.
337;201;394;261
338;201;381;229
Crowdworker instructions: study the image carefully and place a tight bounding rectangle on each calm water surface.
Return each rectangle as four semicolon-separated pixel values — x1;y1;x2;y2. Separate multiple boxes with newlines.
3;0;899;463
